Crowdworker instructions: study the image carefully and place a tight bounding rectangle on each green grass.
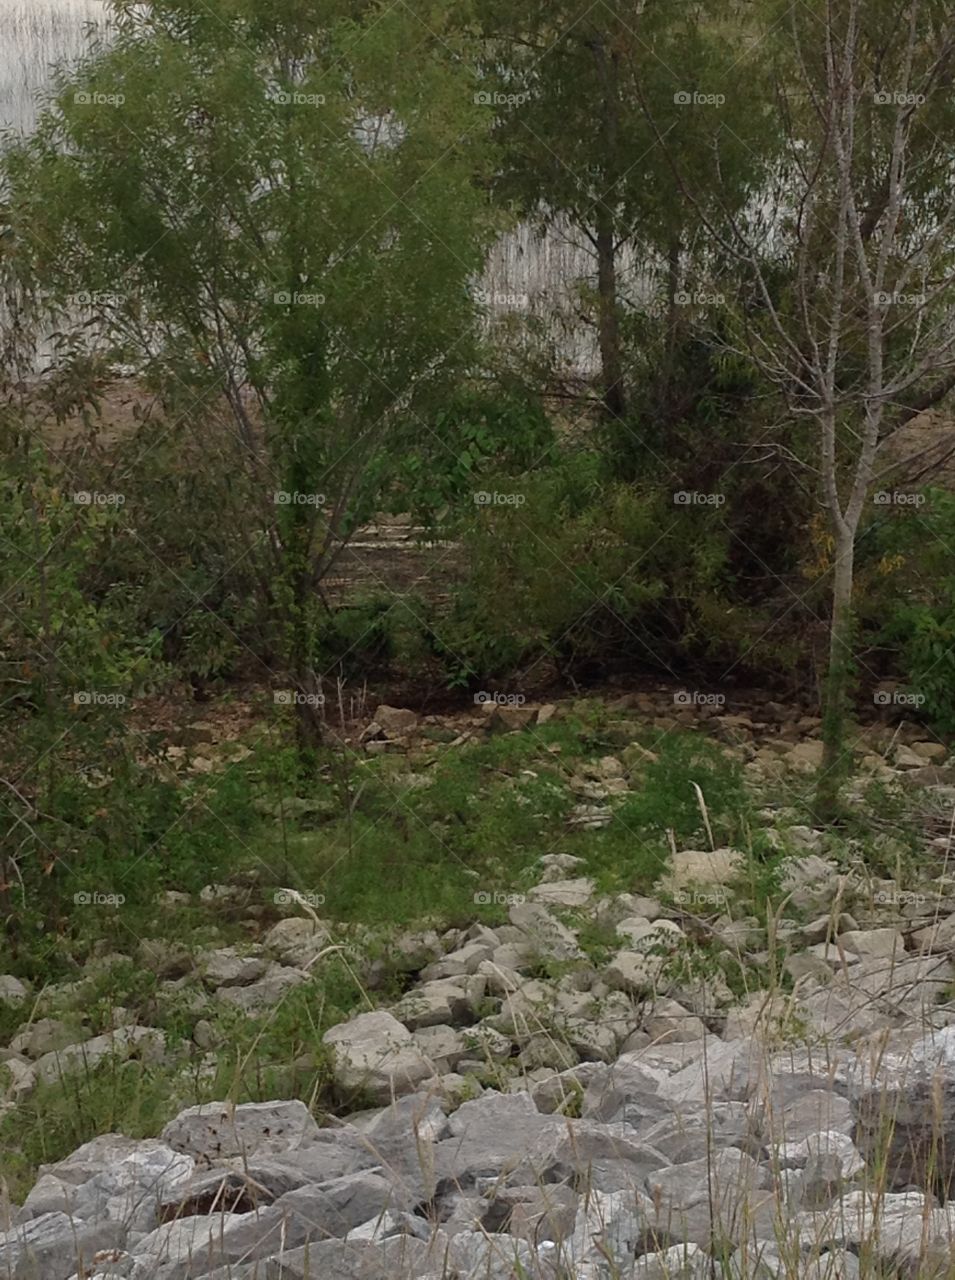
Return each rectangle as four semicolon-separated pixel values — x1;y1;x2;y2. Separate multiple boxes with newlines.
3;710;940;1205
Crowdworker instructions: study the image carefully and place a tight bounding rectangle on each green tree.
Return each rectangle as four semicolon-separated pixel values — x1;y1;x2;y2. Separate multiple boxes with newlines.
471;0;770;422
2;0;497;764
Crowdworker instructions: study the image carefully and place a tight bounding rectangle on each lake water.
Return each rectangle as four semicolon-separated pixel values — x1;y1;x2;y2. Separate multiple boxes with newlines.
0;0;656;374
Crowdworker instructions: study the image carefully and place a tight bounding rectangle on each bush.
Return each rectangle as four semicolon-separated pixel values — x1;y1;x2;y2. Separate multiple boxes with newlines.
429;451;787;687
859;489;955;731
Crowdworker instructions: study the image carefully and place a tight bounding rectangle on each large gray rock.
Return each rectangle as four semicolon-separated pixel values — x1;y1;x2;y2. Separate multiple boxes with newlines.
0;1211;125;1280
528;877;595;908
323;1011;436;1103
508;902;582;961
657;848;744;895
160;1100;321;1163
262;917;331;968
197;947;268;988
389;980;475;1029
0;977;28;1004
33;1026;165;1085
214;966;309;1012
850;1026;955;1193
433;1092;563;1188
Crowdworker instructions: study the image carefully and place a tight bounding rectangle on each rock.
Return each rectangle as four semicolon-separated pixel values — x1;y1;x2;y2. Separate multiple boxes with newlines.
778;855;841;913
508;902;582;961
373;705;419;736
433;1092;563;1188
444;1228;535;1279
912;915;955;954
606;948;673;996
644;999;706;1044
261;917;331;967
199;883;244;904
0;1213;125;1280
657;848;744;895
645;1148;773;1247
0;976;28;1004
389;930;443;973
633;1243;709;1279
537;853;585;882
411;1025;465;1072
323;1011;436;1103
850;1026;955;1193
34;1026;166;1085
518;1034;579;1072
420;941;493;981
10;1018;87;1060
483;1183;578;1244
197;947;268;988
837;928;903;958
215;966;309;1012
787;740;824;770
461;1023;512;1062
616;917;685;949
0;1056;35;1097
487;703;537;732
138;939;193;980
160;1100;321;1162
567;1188;653;1273
765;1090;853;1142
786;1152;846;1208
783;824;826;853
528;877;595;908
911;742;947;761
390;979;475;1029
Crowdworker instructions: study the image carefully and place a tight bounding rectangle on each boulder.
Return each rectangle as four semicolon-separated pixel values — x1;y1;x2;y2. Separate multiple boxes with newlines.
323;1011;436;1104
657;848;744;895
161;1100;321;1162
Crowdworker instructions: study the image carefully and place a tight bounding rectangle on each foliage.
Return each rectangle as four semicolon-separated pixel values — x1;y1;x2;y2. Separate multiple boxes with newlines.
859;491;955;732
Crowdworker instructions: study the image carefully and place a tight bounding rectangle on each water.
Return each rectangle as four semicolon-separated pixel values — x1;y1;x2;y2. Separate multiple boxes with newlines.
0;0;655;374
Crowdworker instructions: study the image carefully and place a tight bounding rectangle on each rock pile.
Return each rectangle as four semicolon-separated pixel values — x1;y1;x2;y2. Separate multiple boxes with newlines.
7;1026;955;1278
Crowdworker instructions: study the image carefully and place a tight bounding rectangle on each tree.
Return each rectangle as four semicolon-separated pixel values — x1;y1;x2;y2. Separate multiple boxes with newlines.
471;0;768;423
662;0;955;816
1;0;497;765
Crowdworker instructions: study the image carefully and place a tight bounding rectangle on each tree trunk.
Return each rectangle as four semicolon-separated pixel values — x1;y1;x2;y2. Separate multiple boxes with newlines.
595;208;625;420
815;526;856;821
